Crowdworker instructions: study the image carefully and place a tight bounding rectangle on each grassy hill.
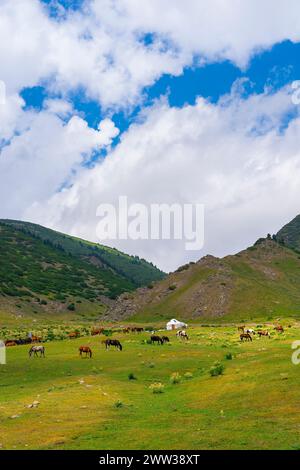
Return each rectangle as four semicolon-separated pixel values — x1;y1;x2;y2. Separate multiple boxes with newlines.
107;238;300;322
0;220;164;322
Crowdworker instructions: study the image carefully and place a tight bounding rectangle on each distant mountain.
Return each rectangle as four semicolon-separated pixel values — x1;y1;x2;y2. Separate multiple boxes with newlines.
276;214;300;251
106;237;300;322
0;219;165;320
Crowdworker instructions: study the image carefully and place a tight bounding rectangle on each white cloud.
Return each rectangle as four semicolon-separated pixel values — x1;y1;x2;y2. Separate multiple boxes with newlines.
1;0;300;107
24;86;300;272
0;103;119;218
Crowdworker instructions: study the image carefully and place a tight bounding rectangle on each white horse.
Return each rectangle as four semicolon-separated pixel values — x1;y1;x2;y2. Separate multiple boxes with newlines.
29;345;45;357
245;328;256;335
176;330;189;340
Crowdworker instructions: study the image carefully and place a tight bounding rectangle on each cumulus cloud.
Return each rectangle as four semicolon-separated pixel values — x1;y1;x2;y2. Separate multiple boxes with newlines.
1;0;300;107
24;86;300;271
0;102;119;217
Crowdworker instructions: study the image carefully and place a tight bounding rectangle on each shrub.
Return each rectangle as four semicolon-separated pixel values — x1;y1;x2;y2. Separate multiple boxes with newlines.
149;383;164;394
225;353;233;360
209;361;225;377
67;303;75;311
170;372;181;384
184;372;193;379
128;373;137;380
168;284;177;291
113;400;124;408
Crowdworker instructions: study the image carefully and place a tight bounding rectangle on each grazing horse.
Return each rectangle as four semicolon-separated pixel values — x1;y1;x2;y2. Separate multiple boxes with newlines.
68;331;80;339
29;345;45;357
132;327;144;333
257;330;270;338
91;328;104;336
5;340;17;347
274;325;284;333
245;328;256;335
161;336;170;343
79;346;92;358
240;333;252;342
176;330;189;340
31;335;42;343
103;339;123;351
238;325;245;332
150;335;164;345
123;327;130;334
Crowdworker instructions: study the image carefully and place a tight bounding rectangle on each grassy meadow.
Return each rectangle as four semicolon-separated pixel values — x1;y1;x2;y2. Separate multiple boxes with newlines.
1;322;300;450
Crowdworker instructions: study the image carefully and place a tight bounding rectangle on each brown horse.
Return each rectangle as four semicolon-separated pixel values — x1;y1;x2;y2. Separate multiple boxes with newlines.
150;335;164;345
69;331;80;339
161;336;170;343
123;327;130;334
91;328;104;336
5;340;17;347
79;346;92;358
274;325;284;333
31;335;42;343
103;339;123;351
238;325;245;332
240;333;252;342
257;330;270;338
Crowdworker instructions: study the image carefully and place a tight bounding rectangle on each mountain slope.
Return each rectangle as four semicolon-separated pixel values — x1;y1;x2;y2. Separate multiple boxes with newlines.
0;220;165;287
0;220;164;320
276;215;300;252
106;238;300;322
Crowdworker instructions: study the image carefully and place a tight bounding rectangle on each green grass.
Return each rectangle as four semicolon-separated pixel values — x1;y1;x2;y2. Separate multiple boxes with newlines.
1;322;300;450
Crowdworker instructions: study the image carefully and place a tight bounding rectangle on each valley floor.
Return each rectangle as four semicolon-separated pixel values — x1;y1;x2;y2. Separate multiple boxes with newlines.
0;323;300;450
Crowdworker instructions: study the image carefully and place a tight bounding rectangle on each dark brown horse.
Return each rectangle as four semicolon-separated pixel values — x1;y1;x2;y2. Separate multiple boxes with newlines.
150;335;164;345
132;327;144;333
238;325;245;332
240;333;252;342
161;336;170;343
79;346;92;358
103;339;123;351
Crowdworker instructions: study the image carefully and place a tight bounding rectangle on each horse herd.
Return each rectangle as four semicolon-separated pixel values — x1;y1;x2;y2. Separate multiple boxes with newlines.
238;325;284;342
3;324;284;359
4;328;190;359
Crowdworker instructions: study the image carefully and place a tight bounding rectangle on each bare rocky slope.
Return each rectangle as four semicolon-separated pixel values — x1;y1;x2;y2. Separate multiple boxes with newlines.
105;237;300;322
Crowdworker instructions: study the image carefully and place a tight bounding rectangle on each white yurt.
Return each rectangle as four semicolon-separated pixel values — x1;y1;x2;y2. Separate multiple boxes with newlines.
166;319;187;330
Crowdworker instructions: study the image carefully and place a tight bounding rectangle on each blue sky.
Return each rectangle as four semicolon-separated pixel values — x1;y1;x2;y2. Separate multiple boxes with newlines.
21;39;300;143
